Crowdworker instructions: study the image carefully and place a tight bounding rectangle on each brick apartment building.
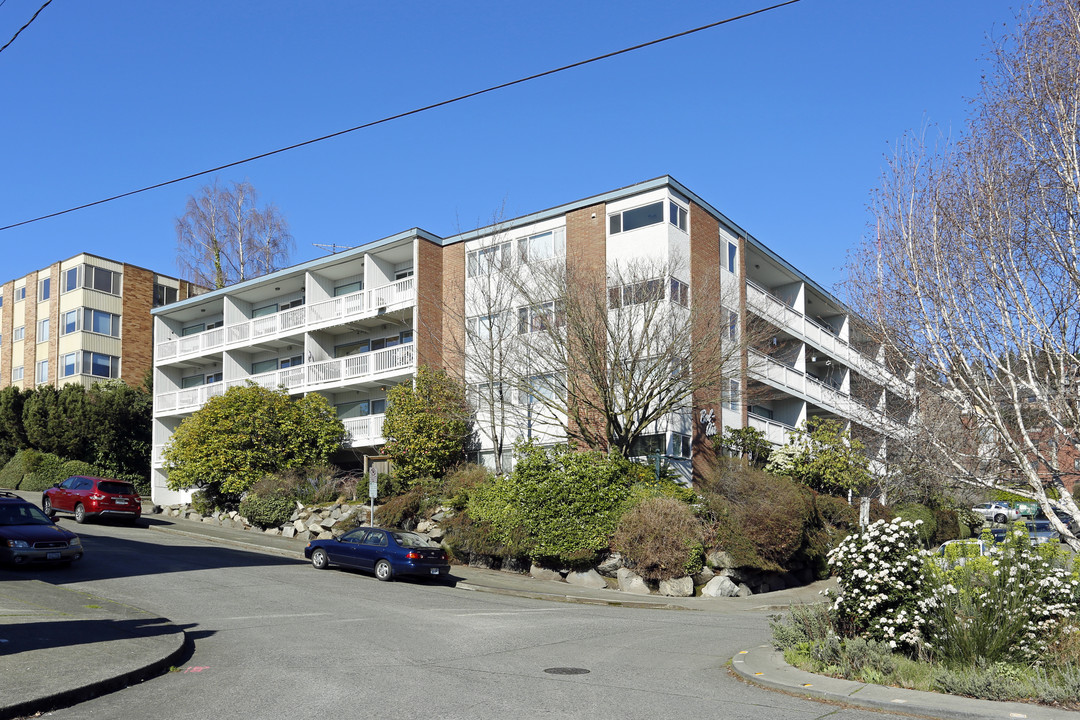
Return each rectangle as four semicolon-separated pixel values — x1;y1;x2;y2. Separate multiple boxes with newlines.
149;176;912;505
0;253;198;392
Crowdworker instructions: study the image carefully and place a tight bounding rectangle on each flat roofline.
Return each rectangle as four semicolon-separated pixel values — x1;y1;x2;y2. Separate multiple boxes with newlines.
2;251;189;288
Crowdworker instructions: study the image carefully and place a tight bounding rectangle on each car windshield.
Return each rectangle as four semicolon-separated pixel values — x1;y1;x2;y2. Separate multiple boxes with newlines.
390;532;438;548
0;504;54;526
98;481;136;495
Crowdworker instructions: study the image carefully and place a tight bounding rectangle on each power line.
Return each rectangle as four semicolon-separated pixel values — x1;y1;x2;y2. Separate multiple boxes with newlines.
0;0;53;55
0;0;801;232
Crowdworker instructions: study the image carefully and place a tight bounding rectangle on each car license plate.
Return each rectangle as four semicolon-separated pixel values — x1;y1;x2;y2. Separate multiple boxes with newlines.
115;498;128;504
430;568;440;575
47;552;61;560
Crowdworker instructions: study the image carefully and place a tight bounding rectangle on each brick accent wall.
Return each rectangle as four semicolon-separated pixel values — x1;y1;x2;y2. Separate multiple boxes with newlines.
565;202;608;450
46;264;60;386
441;242;465;381
121;264;155;387
22;271;38;389
689;202;723;482
0;280;12;390
415;238;445;371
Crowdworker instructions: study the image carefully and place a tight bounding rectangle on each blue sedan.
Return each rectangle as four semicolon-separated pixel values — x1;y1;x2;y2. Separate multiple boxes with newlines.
305;526;451;581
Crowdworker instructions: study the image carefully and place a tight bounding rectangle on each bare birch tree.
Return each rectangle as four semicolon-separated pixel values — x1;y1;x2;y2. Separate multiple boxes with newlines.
511;252;751;458
176;179;294;289
845;0;1080;549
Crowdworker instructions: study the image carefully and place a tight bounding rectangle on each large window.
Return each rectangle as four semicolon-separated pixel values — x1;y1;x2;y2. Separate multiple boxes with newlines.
609;201;664;235
609;278;685;309
519;373;565;405
466;312;510;344
12;366;23;382
467;241;512;278
629;433;665;457
38;318;49;342
59;308;120;337
14;286;26;302
39;277;50;301
153;284;178;307
726;241;738;274
59;351;120;379
12;326;24;342
517;301;560;334
36;360;48;385
334;280;363;296
62;265;122;296
517;228;565;264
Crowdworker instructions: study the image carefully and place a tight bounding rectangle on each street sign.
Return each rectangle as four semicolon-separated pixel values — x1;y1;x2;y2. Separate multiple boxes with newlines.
368;467;378;499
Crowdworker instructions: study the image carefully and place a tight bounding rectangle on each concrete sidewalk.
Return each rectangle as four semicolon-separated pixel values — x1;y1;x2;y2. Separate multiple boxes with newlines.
2;506;1073;719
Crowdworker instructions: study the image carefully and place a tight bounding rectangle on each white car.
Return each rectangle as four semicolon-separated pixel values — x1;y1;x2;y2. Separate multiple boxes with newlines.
972;501;1021;524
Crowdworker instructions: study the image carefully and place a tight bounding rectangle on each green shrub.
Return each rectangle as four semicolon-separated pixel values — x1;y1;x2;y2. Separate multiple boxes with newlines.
699;460;813;571
60;460;100;479
189;490;217;516
468;442;637;566
248;464;343;505
440;510;515;562
930;508;960;545
19;452;67;492
375;486;425;528
0;449;40;489
439;464;492;511
892;503;937;547
612;496;705;581
239;493;295;528
814;492;858;529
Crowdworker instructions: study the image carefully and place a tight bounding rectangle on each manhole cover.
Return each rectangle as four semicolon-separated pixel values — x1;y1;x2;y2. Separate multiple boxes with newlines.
543;667;590;675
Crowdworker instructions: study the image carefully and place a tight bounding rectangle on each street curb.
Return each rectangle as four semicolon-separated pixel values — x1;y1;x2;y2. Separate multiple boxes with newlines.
730;644;1070;720
0;627;190;720
147;524;306;560
453;581;690;610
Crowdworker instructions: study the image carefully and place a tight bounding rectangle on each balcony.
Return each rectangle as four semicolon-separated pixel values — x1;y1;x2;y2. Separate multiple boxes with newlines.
343;414;385;448
748;350;904;436
747;413;795;446
745;280;906;394
154;343;415;418
155;277;416;365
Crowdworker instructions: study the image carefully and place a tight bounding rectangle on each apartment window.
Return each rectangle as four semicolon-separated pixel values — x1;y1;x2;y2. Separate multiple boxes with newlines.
64;267;79;292
334;281;363;296
520;373;564;405
12;366;23;382
726;241;738;273
181;374;205;389
280;298;305;311
609;279;664;309
153;284;178;307
395;268;414;280
669;201;688;232
669;278;689;307
726;379;740;410
38;318;49;342
629;433;665;457
39;278;50;301
674;433;692;459
750;404;774;420
88;352;120;378
517;301;559;334
61;353;77;378
252;304;278;318
87;309;120;337
13;326;24;342
251;359;278;375
728;309;739;340
517;228;565;264
88;266;121;295
0;293;4;308
36;360;49;384
279;355;303;369
609;201;663;235
467;242;512;278
62;310;78;335
466;312;509;344
14;286;26;302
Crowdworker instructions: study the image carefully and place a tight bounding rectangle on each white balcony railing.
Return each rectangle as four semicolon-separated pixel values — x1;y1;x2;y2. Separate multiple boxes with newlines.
748;350;904;436
154;344;415;417
747;413;795;446
342;414;386;447
745;280;907;395
155;277;416;365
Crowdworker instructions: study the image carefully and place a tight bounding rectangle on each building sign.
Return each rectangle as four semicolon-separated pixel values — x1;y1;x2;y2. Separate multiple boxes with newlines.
699;408;717;437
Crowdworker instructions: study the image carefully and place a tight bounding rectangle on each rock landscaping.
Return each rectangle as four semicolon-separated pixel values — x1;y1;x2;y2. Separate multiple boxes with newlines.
153;501;811;598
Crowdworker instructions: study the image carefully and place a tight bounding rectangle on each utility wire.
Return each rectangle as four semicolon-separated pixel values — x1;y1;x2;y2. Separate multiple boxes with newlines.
0;0;52;55
0;0;801;232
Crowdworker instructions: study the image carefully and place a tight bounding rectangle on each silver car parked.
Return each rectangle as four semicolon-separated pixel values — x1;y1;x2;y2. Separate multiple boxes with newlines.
972;501;1021;524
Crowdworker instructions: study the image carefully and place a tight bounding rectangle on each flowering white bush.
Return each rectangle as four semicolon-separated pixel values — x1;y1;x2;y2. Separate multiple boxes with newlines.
825;518;929;650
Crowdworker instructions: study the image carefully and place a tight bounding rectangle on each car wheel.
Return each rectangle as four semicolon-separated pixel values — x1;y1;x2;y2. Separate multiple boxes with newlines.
311;548;329;570
74;504;87;524
42;497;54;518
994;513;1006;524
375;559;393;582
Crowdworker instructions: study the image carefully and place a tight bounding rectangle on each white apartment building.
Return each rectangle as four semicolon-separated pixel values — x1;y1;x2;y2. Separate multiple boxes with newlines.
150;176;910;504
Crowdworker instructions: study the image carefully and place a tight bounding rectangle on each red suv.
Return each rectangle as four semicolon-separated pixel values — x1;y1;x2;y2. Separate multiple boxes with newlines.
43;476;142;524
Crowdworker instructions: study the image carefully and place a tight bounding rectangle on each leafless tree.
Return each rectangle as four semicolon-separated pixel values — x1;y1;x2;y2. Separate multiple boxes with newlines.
844;0;1080;550
176;179;294;289
511;251;753;458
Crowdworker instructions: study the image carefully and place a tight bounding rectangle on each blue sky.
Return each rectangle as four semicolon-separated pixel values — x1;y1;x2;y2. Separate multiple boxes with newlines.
1;0;1018;294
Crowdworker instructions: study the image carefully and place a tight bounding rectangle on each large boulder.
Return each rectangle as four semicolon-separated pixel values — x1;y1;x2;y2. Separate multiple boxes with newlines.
595;552;626;578
659;576;694;597
701;575;740;597
706;549;736;569
566;569;608;590
530;564;563;582
616;568;651;595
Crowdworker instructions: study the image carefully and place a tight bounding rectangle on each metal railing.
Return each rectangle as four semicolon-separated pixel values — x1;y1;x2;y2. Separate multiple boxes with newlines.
155;277;416;364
